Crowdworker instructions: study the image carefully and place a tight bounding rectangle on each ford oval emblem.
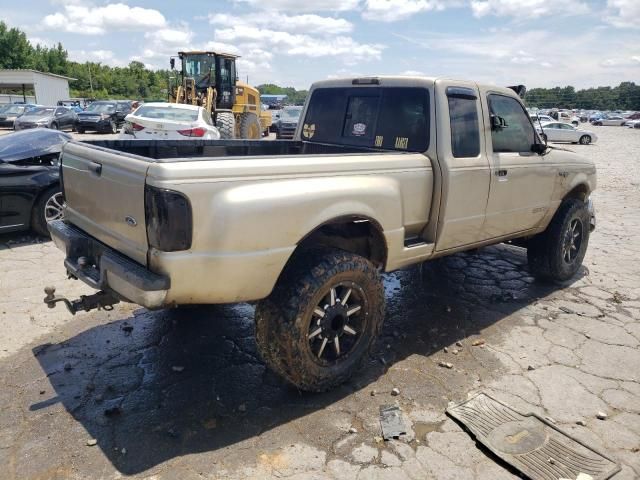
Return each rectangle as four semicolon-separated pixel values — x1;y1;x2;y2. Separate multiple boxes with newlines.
125;216;138;227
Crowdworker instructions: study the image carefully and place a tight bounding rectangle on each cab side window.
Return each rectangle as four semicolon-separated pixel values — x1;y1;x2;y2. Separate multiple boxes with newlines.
447;87;480;158
488;94;535;153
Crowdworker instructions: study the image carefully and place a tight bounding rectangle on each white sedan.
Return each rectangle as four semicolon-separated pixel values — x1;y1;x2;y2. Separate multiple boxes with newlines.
119;103;220;140
536;121;597;145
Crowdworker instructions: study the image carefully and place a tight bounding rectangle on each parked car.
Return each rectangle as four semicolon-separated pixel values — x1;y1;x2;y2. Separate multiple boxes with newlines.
47;76;596;392
536;122;597;144
592;116;625;126
14;106;77;131
0;104;40;128
530;114;554;124
0;129;71;236
119;103;220;140
275;106;303;139
75;100;133;134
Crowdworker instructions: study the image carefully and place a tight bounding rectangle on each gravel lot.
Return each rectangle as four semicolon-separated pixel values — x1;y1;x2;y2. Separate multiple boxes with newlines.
0;126;639;479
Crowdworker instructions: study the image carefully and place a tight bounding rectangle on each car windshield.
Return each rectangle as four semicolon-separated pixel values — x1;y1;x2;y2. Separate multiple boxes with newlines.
2;105;25;115
134;106;199;122
86;103;116;113
281;108;302;120
28;107;55;115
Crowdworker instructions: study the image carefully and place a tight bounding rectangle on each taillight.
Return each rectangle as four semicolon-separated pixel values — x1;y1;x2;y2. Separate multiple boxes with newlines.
177;127;206;137
145;186;192;252
132;123;145;131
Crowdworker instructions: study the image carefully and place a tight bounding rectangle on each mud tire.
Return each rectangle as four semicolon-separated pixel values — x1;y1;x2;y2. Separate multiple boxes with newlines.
527;198;590;282
239;112;261;139
255;249;385;392
215;111;235;139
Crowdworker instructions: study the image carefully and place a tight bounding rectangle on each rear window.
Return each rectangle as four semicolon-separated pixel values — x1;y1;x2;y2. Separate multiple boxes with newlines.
302;87;429;151
134;106;199;122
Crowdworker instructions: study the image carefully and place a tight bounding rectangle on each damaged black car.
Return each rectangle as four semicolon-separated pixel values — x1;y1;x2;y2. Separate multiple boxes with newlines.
0;129;71;236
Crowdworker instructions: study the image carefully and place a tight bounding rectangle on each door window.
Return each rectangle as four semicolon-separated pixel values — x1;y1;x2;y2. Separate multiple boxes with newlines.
448;93;480;158
488;94;535;153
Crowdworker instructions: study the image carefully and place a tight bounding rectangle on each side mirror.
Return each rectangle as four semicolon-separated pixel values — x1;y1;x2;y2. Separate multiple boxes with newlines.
531;143;547;155
170;58;175;70
490;114;508;130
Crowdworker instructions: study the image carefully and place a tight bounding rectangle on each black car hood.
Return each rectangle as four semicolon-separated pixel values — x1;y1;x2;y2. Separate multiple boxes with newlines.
78;111;111;117
0;129;72;163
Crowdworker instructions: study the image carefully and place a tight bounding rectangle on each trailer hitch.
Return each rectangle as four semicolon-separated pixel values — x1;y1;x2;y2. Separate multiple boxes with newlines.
44;286;119;315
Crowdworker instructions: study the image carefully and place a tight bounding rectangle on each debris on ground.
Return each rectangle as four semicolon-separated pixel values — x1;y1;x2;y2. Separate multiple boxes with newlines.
379;405;406;440
370;390;376;397
471;339;486;347
348;427;358;434
63;362;73;371
391;387;400;396
86;439;97;446
438;361;453;369
443;347;449;353
456;341;463;347
447;393;620;480
611;292;624;304
576;420;587;426
527;365;535;371
121;325;133;333
172;366;185;372
596;411;608;420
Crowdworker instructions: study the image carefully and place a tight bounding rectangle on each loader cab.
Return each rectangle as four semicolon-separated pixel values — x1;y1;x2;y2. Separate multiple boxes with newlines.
176;51;237;110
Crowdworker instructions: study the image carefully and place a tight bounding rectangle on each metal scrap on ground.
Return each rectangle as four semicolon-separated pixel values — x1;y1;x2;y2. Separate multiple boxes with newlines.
379;405;406;440
446;393;620;480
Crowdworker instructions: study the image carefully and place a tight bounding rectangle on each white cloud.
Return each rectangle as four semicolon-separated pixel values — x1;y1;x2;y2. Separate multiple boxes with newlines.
230;0;359;12
145;28;194;46
69;49;125;66
42;3;166;35
215;25;383;62
470;0;589;18
601;56;640;67
363;0;460;22
605;0;640;28
209;12;353;35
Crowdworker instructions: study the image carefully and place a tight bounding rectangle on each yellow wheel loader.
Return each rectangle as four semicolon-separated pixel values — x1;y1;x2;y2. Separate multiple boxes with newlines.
169;51;271;139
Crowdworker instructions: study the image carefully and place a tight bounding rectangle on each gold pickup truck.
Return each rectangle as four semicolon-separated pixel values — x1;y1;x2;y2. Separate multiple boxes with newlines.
46;76;596;391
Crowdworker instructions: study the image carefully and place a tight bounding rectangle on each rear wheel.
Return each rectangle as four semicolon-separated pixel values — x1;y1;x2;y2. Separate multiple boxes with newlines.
527;199;590;282
239;113;261;140
50;122;58;130
32;187;64;237
76;127;85;134
255;249;385;391
215;111;235;139
579;135;591;145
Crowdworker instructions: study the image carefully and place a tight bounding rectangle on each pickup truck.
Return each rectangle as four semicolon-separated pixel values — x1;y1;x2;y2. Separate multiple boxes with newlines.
45;76;596;391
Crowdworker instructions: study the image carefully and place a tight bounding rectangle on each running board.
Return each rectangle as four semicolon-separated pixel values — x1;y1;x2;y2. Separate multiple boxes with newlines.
404;236;430;248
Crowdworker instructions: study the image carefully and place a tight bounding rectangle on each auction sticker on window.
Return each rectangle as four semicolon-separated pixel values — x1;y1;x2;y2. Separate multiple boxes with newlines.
352;123;367;136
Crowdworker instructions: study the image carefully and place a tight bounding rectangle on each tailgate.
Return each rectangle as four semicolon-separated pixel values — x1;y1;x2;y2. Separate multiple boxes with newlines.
61;142;151;265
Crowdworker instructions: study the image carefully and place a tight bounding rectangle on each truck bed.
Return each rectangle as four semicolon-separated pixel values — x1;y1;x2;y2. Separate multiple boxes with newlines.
83;139;379;161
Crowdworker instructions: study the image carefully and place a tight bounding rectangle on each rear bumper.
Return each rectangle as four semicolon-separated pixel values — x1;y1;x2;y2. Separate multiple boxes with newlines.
48;220;170;309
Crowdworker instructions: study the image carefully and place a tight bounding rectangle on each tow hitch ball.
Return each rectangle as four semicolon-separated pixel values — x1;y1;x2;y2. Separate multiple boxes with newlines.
43;286;119;315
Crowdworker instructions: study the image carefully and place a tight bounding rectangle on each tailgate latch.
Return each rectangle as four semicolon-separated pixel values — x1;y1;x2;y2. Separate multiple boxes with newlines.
44;286;120;315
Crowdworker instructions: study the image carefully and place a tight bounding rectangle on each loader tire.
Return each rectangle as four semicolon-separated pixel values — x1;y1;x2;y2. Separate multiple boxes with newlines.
527;198;590;282
239;113;261;140
215;112;235;139
255;249;385;392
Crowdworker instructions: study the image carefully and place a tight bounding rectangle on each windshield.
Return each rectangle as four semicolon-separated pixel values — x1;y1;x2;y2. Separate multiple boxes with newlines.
28;107;55;115
303;87;430;151
183;54;215;88
1;105;26;115
134;106;199;122
281;108;302;120
86;103;116;113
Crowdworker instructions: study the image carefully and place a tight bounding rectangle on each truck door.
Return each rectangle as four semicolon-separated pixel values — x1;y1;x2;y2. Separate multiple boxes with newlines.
480;90;555;238
434;80;491;251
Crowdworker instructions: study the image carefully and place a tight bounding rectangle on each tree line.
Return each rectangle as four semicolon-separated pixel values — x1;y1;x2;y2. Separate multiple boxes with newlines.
526;83;640;111
1;21;637;110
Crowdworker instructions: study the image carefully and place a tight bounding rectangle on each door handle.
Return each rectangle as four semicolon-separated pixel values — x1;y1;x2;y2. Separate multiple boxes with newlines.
88;162;102;176
495;169;508;177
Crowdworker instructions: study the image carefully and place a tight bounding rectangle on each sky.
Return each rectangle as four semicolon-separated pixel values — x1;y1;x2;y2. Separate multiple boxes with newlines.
4;0;639;90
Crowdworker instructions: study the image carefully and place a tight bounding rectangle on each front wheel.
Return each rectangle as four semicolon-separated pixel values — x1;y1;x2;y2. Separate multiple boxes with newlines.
215;111;235;139
527;199;590;282
255;249;385;391
32;187;65;237
239;113;261;139
579;135;591;145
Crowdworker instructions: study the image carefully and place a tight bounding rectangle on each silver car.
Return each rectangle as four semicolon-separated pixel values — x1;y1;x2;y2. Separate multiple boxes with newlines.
536;122;597;144
592;116;625;126
13;106;78;131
